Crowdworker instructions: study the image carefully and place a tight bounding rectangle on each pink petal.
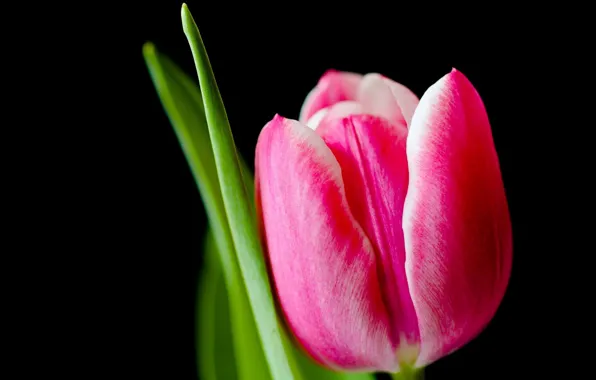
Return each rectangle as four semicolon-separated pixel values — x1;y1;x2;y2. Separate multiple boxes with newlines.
299;70;363;123
403;69;512;366
381;77;420;127
355;74;420;128
305;108;329;130
255;115;396;372
308;101;364;131
357;74;408;128
318;114;420;366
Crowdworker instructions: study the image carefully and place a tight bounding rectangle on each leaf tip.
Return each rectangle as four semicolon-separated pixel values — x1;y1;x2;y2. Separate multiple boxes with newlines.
142;41;156;59
181;3;195;36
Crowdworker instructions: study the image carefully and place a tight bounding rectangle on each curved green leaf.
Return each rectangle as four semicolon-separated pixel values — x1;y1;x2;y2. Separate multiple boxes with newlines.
180;5;299;380
143;43;270;380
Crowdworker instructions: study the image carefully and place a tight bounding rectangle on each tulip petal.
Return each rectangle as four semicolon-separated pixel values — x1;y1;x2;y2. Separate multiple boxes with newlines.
299;70;363;123
357;74;408;128
308;101;364;131
354;74;420;128
318;114;420;366
305;108;328;130
381;77;419;127
403;69;512;366
255;115;397;372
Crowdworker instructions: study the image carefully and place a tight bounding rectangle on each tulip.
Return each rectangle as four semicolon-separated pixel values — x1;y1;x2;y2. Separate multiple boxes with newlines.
255;69;512;374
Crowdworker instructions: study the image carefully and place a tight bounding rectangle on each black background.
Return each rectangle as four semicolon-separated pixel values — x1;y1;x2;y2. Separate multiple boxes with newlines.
58;1;567;379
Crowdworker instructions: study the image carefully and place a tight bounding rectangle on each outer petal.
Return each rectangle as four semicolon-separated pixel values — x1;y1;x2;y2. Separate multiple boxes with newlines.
403;69;512;366
318;114;419;366
299;70;362;123
255;115;396;372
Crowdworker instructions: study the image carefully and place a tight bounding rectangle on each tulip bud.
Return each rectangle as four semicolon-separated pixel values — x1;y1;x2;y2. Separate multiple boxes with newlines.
255;69;512;373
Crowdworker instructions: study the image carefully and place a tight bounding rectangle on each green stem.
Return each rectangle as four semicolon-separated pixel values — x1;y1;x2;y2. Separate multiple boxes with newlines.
389;367;424;380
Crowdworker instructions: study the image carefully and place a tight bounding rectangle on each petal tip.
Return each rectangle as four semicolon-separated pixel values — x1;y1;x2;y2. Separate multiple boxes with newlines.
363;72;384;81
273;113;293;124
426;68;474;99
264;113;290;133
320;69;340;82
446;68;472;87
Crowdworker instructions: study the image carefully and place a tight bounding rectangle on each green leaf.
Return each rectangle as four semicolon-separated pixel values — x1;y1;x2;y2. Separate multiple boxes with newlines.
143;42;270;380
180;4;299;380
196;231;237;380
142;41;225;262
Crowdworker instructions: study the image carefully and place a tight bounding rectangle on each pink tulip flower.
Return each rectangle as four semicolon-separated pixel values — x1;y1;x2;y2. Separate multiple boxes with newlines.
255;69;512;373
